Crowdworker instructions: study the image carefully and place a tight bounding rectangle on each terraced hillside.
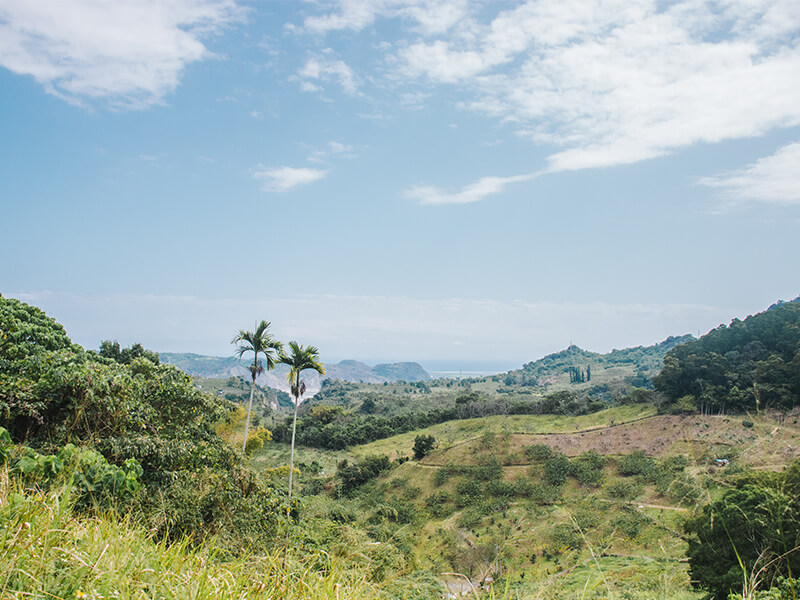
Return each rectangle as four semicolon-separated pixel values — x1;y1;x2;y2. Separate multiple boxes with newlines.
255;406;800;599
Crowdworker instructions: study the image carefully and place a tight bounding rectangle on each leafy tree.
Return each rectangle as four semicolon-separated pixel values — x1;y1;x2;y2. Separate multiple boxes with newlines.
99;340;160;364
685;463;800;600
655;303;800;413
543;453;571;486
1;297;299;552
278;341;325;498
232;321;282;454
412;434;436;460
336;454;391;496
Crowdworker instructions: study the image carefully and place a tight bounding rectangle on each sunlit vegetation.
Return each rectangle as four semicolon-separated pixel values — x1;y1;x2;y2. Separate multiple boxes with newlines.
3;293;800;599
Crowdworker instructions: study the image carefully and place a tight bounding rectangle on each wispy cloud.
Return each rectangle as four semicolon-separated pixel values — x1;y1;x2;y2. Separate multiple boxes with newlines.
303;0;800;172
300;0;469;36
0;0;244;109
328;141;352;154
252;165;328;192
293;52;360;95
698;142;800;206
308;140;355;163
404;173;536;205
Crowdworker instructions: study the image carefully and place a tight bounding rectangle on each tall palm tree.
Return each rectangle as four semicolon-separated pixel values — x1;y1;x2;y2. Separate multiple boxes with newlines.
278;340;325;498
232;321;282;454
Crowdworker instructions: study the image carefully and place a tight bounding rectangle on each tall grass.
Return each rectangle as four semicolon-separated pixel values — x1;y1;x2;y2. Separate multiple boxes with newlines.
0;468;380;600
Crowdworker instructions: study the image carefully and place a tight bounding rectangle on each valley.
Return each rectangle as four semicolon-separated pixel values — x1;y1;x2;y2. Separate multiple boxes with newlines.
2;295;800;600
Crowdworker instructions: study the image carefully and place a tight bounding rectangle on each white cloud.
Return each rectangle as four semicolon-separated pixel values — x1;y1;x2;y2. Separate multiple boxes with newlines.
294;53;360;95
698;142;800;206
301;0;469;36
305;0;800;172
404;173;536;205
307;141;354;164
252;165;328;192
0;0;243;109
328;141;352;153
413;1;800;171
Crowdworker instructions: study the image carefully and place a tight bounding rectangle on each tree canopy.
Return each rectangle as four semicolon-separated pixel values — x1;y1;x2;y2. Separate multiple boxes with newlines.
685;462;800;599
655;303;800;413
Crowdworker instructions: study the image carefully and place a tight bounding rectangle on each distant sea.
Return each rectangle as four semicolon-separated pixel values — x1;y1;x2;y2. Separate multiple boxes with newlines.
422;361;520;379
428;370;506;379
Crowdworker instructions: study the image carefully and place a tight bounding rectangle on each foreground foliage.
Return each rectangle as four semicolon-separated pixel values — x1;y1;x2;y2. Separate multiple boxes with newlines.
0;295;294;553
685;463;800;600
0;468;396;600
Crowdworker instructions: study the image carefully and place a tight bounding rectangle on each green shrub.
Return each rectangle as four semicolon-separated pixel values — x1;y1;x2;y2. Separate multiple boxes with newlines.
543;453;571;486
613;509;648;539
573;505;600;530
0;427;12;465
524;443;555;462
662;454;689;472
425;491;453;517
569;452;606;487
549;523;582;553
606;479;642;500
527;483;563;505
456;507;483;529
301;478;325;496
471;456;503;481
433;468;451;486
455;479;484;507
412;434;436;460
14;443;142;510
485;479;515;498
244;427;272;456
617;450;656;479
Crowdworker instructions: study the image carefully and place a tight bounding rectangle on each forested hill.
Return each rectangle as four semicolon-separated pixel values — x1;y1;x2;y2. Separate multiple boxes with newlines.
655;301;800;413
501;335;694;386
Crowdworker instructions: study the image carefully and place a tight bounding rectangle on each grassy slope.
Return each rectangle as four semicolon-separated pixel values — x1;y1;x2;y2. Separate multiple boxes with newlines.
253;405;800;599
0;470;382;600
350;404;657;459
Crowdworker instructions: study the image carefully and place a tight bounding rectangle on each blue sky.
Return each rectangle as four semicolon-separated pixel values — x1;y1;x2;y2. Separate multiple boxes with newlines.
1;0;799;370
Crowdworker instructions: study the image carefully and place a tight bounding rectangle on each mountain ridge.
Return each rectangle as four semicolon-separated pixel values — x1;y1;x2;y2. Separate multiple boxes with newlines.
159;353;431;395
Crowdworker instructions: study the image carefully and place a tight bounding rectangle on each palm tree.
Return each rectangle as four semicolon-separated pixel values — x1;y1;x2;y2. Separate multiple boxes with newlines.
232;321;282;454
278;340;325;498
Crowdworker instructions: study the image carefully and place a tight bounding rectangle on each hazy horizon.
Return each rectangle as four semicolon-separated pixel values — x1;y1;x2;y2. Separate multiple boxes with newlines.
2;1;798;366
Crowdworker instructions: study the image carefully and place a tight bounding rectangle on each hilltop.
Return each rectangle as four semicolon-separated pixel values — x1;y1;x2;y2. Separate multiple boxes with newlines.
499;334;694;391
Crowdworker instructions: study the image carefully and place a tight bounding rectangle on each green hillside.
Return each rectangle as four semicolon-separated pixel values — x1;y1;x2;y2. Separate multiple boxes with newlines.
498;335;694;393
3;294;800;600
255;405;800;599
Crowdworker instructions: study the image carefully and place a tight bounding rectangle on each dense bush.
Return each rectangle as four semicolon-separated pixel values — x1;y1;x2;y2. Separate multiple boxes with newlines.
0;296;295;553
524;443;555;462
549;523;582;553
570;450;606;487
412;434;436;459
616;450;657;479
543;453;571;486
336;455;391;497
685;462;800;600
655;302;800;413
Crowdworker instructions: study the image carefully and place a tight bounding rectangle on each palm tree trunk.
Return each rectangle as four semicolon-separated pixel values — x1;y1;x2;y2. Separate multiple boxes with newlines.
242;374;255;454
288;387;300;499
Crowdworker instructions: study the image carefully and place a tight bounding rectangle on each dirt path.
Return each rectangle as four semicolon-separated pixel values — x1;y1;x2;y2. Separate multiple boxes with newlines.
596;499;689;512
